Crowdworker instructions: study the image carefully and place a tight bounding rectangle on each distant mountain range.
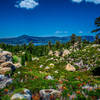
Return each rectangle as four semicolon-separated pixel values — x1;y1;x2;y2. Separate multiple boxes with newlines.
0;35;95;45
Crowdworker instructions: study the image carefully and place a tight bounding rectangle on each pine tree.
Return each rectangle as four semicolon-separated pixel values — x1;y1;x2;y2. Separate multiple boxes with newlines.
95;34;100;44
27;41;34;54
92;16;100;35
48;41;52;49
92;17;100;43
55;41;61;49
28;54;32;62
71;34;76;45
21;55;25;66
77;36;82;49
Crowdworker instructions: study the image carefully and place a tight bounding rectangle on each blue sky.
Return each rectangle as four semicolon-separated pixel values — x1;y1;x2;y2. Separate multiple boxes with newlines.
0;0;100;37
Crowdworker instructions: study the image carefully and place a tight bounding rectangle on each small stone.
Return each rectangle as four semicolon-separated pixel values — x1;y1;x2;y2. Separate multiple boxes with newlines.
45;75;54;80
65;63;76;71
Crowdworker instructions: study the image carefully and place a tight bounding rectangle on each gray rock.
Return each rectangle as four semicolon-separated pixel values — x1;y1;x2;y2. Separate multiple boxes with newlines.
11;89;32;100
74;60;83;68
0;74;5;80
0;74;12;89
65;63;76;71
40;89;61;100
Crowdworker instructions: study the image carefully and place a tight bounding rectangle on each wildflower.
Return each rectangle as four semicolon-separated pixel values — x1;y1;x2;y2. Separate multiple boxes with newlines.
50;58;54;60
69;93;76;99
76;90;81;94
40;65;43;68
65;79;68;82
88;80;90;83
67;93;71;97
29;69;32;71
82;82;86;85
88;87;93;91
77;76;80;80
45;66;50;70
94;84;97;89
82;85;94;91
46;75;54;80
18;71;20;74
50;63;54;66
34;76;39;79
4;89;9;92
78;84;82;87
32;93;40;100
55;71;58;73
50;95;54;99
63;86;67;90
59;80;63;84
57;84;63;90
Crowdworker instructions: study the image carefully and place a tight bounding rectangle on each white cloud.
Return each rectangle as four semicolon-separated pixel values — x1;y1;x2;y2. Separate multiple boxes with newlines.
72;0;83;3
79;30;83;34
64;31;68;34
85;0;100;4
72;0;100;4
15;0;39;10
55;31;63;34
55;30;68;36
55;30;68;34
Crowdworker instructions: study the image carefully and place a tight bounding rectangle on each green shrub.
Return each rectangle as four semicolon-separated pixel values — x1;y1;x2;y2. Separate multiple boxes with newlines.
12;55;19;63
1;95;10;100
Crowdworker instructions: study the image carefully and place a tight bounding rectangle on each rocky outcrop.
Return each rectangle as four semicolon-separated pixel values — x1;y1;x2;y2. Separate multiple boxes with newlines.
48;50;53;56
48;50;60;57
0;49;20;74
0;51;12;62
0;62;16;74
54;51;60;57
0;50;15;88
62;49;70;57
40;89;61;100
11;88;32;100
0;60;5;64
49;49;70;57
14;63;21;68
65;63;76;71
1;61;13;68
0;67;11;74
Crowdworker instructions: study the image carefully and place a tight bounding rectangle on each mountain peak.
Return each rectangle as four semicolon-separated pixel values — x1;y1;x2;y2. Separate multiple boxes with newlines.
0;35;95;45
19;35;31;38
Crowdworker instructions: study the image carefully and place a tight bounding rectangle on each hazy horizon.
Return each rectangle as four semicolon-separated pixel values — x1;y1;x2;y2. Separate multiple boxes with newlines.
0;34;96;39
